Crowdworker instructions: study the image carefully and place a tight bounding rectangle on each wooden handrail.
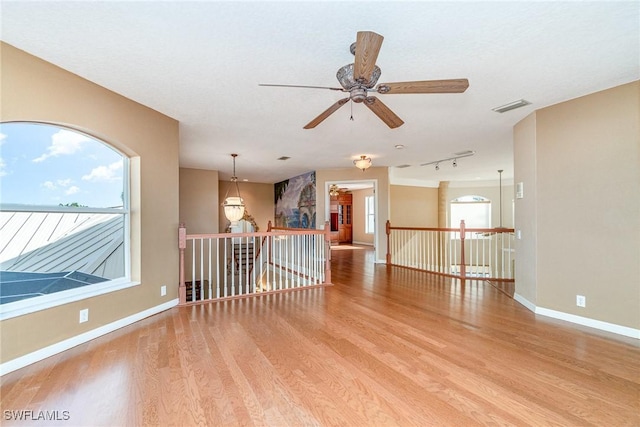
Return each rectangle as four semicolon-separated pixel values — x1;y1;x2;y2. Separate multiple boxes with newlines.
385;220;515;282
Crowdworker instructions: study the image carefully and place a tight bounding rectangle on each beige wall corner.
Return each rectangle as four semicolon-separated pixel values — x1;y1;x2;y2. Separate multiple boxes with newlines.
514;112;539;306
1;42;180;364
179;168;219;234
515;81;640;331
390;185;439;227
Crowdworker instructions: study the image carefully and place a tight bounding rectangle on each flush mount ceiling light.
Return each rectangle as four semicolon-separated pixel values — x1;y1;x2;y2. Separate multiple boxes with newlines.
222;154;245;223
354;155;372;171
492;99;531;113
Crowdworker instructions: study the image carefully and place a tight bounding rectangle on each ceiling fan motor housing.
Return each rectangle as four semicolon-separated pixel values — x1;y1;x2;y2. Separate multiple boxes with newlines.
336;63;381;90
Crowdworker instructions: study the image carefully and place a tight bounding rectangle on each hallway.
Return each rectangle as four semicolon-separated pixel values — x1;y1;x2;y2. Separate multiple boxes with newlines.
1;247;638;426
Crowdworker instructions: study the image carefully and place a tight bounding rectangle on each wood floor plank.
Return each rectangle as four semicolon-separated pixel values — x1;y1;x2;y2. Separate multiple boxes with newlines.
1;247;639;426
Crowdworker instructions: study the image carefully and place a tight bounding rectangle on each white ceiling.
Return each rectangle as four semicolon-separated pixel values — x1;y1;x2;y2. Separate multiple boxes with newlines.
2;1;638;186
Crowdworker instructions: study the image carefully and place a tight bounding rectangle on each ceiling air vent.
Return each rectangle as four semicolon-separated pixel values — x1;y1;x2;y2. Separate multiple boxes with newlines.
492;99;531;113
396;164;411;168
277;156;291;161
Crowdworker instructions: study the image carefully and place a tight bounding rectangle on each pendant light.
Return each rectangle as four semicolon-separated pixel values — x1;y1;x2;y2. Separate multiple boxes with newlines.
222;154;245;222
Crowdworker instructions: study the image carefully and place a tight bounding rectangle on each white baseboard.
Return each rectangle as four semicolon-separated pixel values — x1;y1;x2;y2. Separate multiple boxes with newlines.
0;299;179;376
513;293;537;312
351;241;374;246
513;293;639;339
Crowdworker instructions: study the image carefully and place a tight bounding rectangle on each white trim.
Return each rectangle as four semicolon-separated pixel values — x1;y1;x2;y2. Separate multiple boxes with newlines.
535;307;640;339
351;241;374;246
514;292;536;312
514;293;639;339
0;280;140;321
0;299;178;376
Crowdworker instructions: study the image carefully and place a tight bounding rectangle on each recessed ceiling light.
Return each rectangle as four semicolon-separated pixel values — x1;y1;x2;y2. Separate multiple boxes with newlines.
394;144;405;149
492;99;531;113
242;179;249;182
277;156;290;161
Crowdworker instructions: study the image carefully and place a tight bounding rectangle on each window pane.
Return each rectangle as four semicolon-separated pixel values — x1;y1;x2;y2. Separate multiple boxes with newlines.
365;195;374;234
0;122;124;208
450;196;491;239
0;213;125;304
0;123;128;306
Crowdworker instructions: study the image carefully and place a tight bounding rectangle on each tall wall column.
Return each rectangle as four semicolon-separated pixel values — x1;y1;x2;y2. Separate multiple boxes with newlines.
438;181;449;228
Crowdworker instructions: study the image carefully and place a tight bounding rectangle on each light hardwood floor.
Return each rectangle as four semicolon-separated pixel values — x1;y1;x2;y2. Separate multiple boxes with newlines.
2;247;639;426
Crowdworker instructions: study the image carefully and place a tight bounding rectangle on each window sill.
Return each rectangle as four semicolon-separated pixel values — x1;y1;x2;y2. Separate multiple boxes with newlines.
0;279;140;321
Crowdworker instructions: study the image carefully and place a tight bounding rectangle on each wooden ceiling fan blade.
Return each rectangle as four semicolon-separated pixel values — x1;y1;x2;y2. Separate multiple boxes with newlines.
364;96;404;129
259;83;345;91
376;79;469;94
303;98;350;129
354;31;384;85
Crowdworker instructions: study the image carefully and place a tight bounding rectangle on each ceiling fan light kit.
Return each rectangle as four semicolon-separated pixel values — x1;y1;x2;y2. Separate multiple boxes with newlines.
260;31;469;129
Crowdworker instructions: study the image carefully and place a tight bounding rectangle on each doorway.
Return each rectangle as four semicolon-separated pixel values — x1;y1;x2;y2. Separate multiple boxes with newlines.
326;180;376;249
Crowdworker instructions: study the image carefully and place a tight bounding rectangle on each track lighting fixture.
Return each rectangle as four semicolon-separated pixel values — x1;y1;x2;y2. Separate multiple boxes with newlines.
421;151;475;169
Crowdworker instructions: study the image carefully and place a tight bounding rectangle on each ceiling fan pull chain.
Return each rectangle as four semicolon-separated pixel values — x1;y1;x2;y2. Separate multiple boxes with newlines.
350;100;354;121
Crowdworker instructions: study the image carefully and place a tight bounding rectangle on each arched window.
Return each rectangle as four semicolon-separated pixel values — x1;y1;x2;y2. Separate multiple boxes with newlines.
0;122;131;318
450;195;491;231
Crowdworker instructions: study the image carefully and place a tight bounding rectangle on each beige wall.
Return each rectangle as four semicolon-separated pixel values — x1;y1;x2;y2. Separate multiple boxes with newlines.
218;181;274;232
317;167;389;262
514;81;640;330
180;168;220;234
179;169;274;234
1;43;180;362
351;188;374;245
514;113;538;305
390;185;439;227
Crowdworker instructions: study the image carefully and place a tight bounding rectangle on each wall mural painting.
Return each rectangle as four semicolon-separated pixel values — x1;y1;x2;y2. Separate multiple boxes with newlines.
274;171;316;229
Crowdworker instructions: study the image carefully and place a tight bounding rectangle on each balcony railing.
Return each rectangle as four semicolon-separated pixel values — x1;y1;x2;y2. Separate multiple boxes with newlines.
386;220;515;281
178;222;332;305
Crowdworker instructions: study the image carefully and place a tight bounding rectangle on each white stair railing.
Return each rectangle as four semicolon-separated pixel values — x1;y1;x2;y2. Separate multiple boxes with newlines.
178;222;332;304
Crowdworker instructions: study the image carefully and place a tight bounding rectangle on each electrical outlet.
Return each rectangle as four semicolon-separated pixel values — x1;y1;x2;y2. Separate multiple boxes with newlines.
161;285;167;296
576;295;586;308
79;308;89;323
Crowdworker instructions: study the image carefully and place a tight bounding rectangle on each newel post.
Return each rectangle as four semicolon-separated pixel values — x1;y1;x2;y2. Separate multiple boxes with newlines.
178;222;187;305
459;220;466;279
386;220;392;265
267;220;272;232
324;220;332;284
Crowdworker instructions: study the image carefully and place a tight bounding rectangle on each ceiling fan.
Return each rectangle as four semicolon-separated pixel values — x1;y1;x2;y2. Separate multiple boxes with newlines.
260;31;469;129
